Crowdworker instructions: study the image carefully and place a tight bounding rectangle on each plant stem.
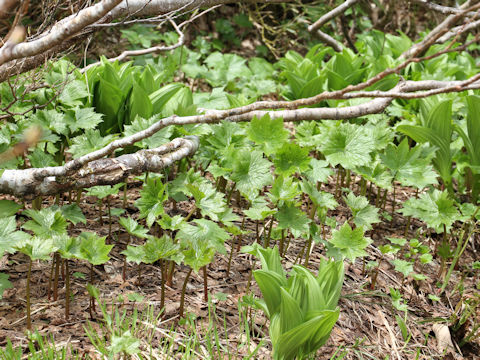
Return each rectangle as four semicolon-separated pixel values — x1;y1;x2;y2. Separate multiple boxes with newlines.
137;263;142;286
123;234;130;282
441;221;476;294
65;259;70;321
184;205;197;222
26;257;32;330
404;216;412;237
203;265;208;302
167;261;175;287
123;181;128;209
98;199;103;226
179;268;193;318
89;264;95;318
160;260;165;311
265;217;274;248
107;196;112;241
47;258;54;300
237;216;245;252
53;252;60;301
226;182;236;206
391;183;396;222
32;196;42;210
226;238;236;278
345;169;351;189
76;188;83;205
279;229;285;256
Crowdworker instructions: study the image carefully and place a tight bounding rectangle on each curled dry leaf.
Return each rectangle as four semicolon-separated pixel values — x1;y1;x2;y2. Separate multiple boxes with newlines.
432;323;455;354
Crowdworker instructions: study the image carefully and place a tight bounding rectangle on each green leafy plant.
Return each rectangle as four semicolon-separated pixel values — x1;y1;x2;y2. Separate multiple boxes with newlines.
244;244;344;360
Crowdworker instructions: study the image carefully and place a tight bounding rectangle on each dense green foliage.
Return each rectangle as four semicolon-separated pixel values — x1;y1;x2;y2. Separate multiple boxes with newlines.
1;21;480;358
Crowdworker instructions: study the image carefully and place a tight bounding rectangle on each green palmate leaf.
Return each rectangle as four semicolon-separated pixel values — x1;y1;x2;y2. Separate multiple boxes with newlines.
118;217;149;239
344;192;380;230
182;244;216;273
18;236;58;261
59;80;89;107
355;160;393;190
398;189;460;232
69;130;115;158
77;232;113;265
329;223;371;262
268;175;301;204
30;109;68;136
0;216;30;255
217;208;241;227
380;139;438;188
123;116;173;149
57;203;86;225
319;122;375;169
301;179;338;210
135;178;168;227
86;183;123;199
23;208;67;237
303;159;333;184
28;148;56;167
157;214;184;231
143;235;181;264
187;182;227;222
69;107;104;133
0;273;12;299
205;121;246;155
243;205;275;221
230;149;273;198
0;199;21;217
391;259;414;277
121;245;145;265
177;218;230;255
54;235;82;259
273;142;311;177
247;114;289;155
275;202;311;234
109;331;140;356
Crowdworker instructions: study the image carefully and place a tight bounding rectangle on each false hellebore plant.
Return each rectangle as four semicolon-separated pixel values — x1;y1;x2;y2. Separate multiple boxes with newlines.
244;244;344;360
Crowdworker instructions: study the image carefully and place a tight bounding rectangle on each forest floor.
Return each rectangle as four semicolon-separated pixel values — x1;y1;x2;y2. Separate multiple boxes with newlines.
0;175;479;359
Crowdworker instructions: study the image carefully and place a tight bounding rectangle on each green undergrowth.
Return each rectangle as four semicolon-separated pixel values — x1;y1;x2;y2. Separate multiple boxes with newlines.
0;25;480;359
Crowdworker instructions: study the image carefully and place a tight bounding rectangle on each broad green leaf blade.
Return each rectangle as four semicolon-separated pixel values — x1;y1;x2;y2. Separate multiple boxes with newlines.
77;232;113;265
253;269;287;318
0;200;21;217
247;114;289;155
329;223;371;262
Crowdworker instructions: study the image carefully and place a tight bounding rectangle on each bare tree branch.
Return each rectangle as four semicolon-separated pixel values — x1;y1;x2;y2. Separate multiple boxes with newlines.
0;136;199;198
314;30;343;52
410;0;478;16
81;18;184;73
308;0;360;32
401;1;479;58
0;0;122;66
438;18;480;43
